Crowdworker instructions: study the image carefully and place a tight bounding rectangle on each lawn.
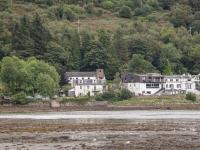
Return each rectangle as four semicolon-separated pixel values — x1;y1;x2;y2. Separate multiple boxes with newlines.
112;95;200;106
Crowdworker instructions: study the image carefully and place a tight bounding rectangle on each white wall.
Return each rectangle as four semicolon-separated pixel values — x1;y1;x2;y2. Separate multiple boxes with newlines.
124;83;163;96
68;77;97;86
74;85;104;97
164;77;196;93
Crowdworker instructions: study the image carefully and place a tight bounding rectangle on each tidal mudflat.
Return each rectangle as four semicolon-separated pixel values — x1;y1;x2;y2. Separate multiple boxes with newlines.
0;111;200;150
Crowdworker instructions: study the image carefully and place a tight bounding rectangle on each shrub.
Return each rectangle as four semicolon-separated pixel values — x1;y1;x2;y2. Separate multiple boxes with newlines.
63;7;77;21
119;6;132;18
95;91;116;101
35;0;53;6
101;1;114;10
85;3;95;14
118;89;132;100
61;97;90;104
12;92;28;105
186;92;197;102
134;5;152;16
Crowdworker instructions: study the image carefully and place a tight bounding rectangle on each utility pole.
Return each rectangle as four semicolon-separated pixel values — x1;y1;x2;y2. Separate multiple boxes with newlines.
189;26;192;35
77;17;80;33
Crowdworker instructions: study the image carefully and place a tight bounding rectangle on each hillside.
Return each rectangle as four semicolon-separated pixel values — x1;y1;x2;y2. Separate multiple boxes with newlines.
0;0;200;82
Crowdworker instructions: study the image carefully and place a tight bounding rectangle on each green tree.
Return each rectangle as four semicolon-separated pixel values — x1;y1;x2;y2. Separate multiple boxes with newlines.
113;29;128;63
163;59;172;75
36;73;58;97
61;28;80;70
0;56;60;96
12;16;34;57
80;30;95;60
0;20;11;59
0;0;9;12
128;54;156;73
25;57;60;95
81;40;108;71
0;56;27;94
119;6;132;18
30;14;51;58
170;4;193;27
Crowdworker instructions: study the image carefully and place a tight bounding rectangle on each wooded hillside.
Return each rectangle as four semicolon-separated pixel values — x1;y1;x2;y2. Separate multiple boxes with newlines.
0;0;200;82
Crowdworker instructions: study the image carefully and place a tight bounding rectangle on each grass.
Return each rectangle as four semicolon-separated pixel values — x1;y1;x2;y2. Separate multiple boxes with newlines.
112;95;200;106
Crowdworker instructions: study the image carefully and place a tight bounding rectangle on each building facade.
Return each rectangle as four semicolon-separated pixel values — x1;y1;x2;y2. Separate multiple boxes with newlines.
122;73;200;96
164;75;199;95
122;73;164;96
66;69;106;97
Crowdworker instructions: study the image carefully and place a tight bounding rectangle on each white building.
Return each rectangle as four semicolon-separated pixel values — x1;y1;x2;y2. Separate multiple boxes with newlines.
122;73;200;96
164;75;199;95
122;73;164;96
66;69;106;97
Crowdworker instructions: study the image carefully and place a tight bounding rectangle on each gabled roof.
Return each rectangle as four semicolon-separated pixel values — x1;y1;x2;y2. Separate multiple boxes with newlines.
66;71;96;77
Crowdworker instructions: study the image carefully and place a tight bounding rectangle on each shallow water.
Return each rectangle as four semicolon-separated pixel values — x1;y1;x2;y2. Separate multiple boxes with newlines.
1;110;200;120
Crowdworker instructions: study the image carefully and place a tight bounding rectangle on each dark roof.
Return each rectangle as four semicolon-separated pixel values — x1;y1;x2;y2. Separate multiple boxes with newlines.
66;72;96;77
122;73;164;83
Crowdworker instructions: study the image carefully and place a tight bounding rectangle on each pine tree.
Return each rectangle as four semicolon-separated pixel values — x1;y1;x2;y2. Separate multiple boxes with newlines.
30;14;51;58
163;59;172;75
12;16;34;57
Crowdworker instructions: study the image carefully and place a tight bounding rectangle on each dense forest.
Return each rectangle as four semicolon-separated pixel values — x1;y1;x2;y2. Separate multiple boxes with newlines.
0;0;200;83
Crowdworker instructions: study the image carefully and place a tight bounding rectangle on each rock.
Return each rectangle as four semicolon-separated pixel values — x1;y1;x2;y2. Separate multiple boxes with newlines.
50;101;61;108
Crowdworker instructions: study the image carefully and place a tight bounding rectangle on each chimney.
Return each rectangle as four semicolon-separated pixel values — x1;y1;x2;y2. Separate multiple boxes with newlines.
96;69;105;79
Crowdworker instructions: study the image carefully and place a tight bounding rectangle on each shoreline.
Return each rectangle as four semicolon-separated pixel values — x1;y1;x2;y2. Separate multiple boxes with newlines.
1;103;200;113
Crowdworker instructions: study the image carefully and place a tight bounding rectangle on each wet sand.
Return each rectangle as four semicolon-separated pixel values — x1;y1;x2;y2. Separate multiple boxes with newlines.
1;111;200;149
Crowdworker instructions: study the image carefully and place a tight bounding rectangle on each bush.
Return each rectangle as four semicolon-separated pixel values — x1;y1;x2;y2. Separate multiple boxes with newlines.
35;0;53;6
134;5;152;16
186;92;197;102
85;3;95;14
101;1;114;10
119;6;132;18
63;7;77;21
12;92;28;105
118;89;132;100
61;97;90;104
95;91;116;101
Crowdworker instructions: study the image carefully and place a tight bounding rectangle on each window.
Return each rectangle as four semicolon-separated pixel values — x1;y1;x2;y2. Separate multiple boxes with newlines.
187;84;192;89
176;79;179;82
146;83;159;88
177;84;181;89
170;84;174;88
94;86;96;91
147;91;151;94
166;84;168;88
142;77;145;82
170;79;173;82
80;86;82;89
87;86;89;89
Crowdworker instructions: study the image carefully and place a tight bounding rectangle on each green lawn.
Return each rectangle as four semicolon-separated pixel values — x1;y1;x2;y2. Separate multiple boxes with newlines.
112;95;199;105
